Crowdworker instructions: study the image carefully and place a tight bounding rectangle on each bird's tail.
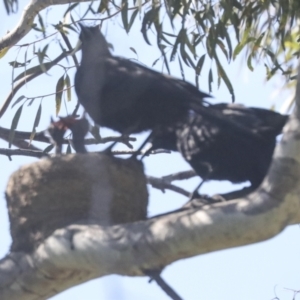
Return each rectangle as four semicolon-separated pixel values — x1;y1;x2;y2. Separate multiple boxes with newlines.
188;101;265;143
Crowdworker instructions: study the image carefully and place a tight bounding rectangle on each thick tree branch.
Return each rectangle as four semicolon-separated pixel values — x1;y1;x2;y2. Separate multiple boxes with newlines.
1;64;300;298
0;114;299;299
1;168;300;300
0;0;90;51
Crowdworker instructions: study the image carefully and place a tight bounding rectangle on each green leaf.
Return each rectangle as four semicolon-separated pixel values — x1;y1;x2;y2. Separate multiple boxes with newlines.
97;0;109;14
247;54;254;71
128;9;139;32
13;62;50;82
121;0;129;33
223;27;233;60
64;3;79;16
55;75;64;116
170;29;184;61
208;69;213;93
37;13;45;37
253;32;265;51
36;45;49;73
195;54;206;76
11;95;26;109
141;6;160;45
152;58;160;67
64;74;71;101
233;27;254;60
215;56;235;102
30;103;42;143
216;39;228;61
178;57;185;80
129;47;138;57
27;98;35;106
9;105;23;148
180;41;195;68
0;47;10;59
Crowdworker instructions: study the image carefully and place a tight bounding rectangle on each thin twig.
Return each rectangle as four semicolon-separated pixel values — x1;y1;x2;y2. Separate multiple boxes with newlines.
144;270;183;300
147;176;190;197
162;170;197;183
0;148;48;160
0;126;136;145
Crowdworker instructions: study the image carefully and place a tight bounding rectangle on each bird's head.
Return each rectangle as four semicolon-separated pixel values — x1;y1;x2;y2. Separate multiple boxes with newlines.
77;23;111;57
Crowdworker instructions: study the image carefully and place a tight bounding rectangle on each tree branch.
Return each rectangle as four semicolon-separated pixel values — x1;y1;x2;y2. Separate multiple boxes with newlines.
147;175;190;197
1;170;300;300
0;0;91;51
0;148;48;159
0;102;299;299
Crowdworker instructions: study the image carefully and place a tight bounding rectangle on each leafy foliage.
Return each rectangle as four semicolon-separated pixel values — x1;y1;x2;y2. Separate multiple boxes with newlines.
1;0;300;136
3;0;18;14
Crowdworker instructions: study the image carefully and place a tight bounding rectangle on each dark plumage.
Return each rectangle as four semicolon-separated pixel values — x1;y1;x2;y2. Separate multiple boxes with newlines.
151;103;288;196
74;24;260;143
60;116;89;154
48;116;89;154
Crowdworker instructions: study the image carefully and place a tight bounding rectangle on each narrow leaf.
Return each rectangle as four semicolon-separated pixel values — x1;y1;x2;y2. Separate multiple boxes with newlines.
121;0;129;33
129;47;138;56
216;39;228;61
29;103;42;143
64;74;71;101
9;105;23;148
178;57;185;81
196;54;206;76
208;69;213;93
152;58;160;67
0;47;10;59
55;75;65;115
64;3;79;16
215;56;235;102
27;98;35;106
38;13;45;37
128;9;139;32
11;95;26;109
247;54;254;71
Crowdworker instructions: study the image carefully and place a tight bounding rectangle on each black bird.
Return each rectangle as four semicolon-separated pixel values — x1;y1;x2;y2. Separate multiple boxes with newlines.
59;116;89;154
47;118;68;155
48;116;89;154
74;24;261;152
150;103;288;199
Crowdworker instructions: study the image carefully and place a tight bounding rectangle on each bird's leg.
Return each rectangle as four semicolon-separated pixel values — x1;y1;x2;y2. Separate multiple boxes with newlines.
131;131;154;160
182;164;221;207
189;163;213;199
189;179;207;201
